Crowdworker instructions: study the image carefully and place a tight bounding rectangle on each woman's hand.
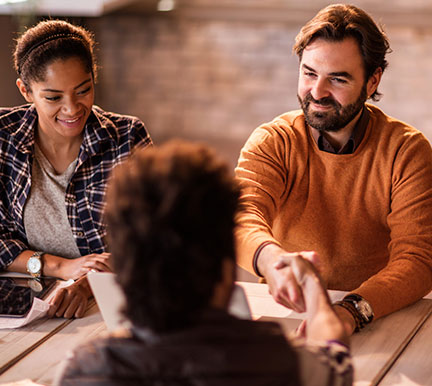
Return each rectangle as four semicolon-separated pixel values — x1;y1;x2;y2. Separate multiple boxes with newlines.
47;276;92;319
58;252;112;280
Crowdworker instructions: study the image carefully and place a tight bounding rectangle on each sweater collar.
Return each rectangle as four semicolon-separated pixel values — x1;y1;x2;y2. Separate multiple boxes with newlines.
309;106;370;154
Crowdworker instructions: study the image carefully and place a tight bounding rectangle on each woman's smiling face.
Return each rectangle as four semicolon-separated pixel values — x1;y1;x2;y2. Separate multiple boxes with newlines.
17;56;94;142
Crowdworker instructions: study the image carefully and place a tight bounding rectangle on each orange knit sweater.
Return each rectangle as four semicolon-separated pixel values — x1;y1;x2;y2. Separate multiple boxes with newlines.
235;104;432;319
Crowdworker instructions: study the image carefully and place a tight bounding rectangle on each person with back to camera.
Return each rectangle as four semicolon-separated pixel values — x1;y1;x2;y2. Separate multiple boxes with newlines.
235;3;432;336
56;140;352;385
0;19;152;319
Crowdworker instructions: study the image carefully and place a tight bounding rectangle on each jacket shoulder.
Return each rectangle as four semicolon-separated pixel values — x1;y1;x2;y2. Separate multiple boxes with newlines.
92;106;150;138
0;105;32;135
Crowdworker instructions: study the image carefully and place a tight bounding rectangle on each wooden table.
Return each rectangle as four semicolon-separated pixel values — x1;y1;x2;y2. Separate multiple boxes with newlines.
0;282;431;385
378;291;432;386
0;302;104;385
238;283;432;386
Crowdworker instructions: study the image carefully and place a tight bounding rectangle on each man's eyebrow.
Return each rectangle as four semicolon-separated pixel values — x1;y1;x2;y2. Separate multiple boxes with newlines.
302;64;354;80
41;78;92;93
302;64;317;73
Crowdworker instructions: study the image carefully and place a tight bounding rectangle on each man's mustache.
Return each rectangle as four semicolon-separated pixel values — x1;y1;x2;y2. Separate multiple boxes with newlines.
304;93;341;109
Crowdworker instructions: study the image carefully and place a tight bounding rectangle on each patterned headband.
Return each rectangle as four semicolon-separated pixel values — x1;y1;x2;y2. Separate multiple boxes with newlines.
18;32;85;75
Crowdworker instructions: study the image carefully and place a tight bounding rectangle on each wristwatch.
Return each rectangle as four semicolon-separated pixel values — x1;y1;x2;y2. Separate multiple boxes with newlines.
343;294;374;326
26;251;44;278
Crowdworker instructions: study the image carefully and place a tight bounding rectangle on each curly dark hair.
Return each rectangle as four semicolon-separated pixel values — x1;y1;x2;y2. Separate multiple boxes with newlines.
105;140;240;332
14;19;97;89
293;4;391;101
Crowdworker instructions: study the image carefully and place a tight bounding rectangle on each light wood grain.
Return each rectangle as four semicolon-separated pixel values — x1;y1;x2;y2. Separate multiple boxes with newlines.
0;304;105;385
378;311;432;386
353;300;432;386
0;317;70;374
238;282;432;386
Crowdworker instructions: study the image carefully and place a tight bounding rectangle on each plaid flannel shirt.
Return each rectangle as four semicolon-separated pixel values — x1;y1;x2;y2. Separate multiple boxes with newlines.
0;104;152;269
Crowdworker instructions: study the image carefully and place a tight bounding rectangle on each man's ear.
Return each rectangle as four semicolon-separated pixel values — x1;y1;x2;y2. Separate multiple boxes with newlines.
16;78;33;103
366;67;383;98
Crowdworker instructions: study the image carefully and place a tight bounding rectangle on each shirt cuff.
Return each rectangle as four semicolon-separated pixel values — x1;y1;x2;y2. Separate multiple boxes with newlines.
252;241;279;277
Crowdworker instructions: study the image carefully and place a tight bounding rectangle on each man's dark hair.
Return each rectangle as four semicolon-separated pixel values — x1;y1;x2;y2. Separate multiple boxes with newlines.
14;19;97;89
105;140;240;332
293;3;391;101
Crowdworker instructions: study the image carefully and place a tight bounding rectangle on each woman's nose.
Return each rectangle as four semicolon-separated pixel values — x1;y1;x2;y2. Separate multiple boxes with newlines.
62;97;80;115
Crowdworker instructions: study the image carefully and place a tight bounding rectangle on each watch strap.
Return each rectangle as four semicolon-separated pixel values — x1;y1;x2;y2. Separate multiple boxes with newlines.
343;293;363;303
339;293;374;331
334;300;363;332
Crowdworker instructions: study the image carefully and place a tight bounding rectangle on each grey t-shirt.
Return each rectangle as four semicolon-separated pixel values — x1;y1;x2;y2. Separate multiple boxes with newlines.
23;143;81;259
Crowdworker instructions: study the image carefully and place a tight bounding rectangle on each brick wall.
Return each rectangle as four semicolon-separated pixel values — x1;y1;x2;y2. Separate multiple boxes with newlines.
88;16;300;168
2;2;432;168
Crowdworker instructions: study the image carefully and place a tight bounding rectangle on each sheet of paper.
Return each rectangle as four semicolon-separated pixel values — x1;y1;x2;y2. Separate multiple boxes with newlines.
0;298;50;329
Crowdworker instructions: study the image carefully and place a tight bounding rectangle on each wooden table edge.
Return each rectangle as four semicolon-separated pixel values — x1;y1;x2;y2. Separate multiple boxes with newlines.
370;303;432;385
0;299;96;376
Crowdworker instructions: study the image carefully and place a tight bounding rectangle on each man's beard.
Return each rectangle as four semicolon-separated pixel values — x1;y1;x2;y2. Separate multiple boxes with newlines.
298;85;367;132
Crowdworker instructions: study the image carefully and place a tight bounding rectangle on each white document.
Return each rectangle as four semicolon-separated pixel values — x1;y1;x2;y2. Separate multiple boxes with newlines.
0;297;50;329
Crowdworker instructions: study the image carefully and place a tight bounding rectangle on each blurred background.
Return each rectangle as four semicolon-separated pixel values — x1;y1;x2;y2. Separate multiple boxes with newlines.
1;0;432;167
1;0;431;281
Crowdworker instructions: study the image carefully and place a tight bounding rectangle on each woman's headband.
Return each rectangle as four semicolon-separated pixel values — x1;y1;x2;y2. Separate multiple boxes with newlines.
18;32;85;75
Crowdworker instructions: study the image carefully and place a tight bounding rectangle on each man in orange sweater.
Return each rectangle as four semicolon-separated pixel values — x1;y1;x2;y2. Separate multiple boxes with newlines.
235;4;432;335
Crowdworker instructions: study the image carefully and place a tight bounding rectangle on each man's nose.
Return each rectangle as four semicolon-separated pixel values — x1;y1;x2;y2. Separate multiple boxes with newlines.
310;78;330;101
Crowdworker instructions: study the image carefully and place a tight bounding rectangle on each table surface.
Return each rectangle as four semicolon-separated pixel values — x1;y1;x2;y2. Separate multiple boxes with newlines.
237;283;432;386
0;282;431;386
378;310;432;386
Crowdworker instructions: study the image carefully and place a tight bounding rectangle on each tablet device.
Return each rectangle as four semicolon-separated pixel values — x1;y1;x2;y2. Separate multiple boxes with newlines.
0;277;56;317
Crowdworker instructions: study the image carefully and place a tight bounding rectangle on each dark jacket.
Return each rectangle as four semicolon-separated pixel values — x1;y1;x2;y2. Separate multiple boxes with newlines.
57;310;352;386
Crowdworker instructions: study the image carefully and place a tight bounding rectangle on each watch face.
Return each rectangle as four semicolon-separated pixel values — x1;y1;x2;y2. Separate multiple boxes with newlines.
358;301;373;320
28;257;42;274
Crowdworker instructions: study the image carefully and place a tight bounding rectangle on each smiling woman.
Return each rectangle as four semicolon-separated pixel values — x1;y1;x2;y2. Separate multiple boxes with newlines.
16;57;95;173
0;20;152;319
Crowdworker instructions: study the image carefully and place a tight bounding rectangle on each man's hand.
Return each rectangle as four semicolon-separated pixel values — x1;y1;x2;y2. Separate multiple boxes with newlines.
258;244;321;312
48;276;92;319
287;253;349;345
58;252;112;281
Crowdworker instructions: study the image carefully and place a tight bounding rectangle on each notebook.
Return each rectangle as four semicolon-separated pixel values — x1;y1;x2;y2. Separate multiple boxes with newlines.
87;271;252;331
